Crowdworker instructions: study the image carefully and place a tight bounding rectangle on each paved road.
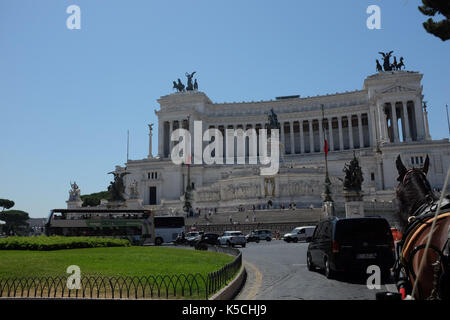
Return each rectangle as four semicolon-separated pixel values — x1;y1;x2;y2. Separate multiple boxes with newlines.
235;240;396;300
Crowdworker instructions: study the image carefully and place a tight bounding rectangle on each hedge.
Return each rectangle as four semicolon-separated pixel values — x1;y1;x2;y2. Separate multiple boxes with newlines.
0;236;130;251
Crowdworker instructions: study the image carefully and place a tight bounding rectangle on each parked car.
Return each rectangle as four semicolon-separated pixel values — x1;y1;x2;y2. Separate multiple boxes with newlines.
283;226;316;243
194;233;220;250
307;217;395;279
185;231;202;246
246;229;273;243
218;231;246;247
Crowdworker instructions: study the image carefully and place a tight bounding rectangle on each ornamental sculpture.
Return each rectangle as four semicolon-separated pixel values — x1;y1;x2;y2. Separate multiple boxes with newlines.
377;51;405;72
68;181;81;202
267;108;280;130
172;72;199;92
342;154;364;192
107;171;130;201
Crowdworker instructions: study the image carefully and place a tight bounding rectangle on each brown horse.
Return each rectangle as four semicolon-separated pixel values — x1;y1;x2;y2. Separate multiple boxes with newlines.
394;155;450;300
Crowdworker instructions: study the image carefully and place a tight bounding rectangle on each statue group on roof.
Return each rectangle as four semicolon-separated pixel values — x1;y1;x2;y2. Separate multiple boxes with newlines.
376;51;405;72
173;71;199;92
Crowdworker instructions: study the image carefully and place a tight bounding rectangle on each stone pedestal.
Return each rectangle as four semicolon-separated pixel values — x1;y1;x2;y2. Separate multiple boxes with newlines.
66;200;82;209
344;191;364;218
322;201;335;219
125;198;144;209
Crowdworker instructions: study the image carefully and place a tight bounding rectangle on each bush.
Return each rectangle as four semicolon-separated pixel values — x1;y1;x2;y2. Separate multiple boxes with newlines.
0;236;130;251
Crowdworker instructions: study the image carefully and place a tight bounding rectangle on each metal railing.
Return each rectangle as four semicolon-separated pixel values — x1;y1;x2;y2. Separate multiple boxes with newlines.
0;246;241;300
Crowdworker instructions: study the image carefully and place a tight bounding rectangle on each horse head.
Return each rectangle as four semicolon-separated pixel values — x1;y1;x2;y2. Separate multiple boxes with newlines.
395;155;433;228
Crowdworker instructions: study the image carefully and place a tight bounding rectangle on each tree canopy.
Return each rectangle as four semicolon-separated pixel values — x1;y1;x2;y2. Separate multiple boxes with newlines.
0;199;15;211
81;191;111;207
0;210;30;235
419;0;450;41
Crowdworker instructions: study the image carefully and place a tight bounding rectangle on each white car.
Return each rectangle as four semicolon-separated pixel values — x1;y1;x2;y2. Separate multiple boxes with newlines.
283;226;316;243
218;231;246;247
185;231;202;245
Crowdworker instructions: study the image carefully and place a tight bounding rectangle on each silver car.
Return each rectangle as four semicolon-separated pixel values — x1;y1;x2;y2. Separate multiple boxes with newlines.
218;231;246;247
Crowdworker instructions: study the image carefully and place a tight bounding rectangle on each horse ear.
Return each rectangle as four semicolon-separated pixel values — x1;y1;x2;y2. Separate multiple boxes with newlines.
423;155;430;175
396;155;407;181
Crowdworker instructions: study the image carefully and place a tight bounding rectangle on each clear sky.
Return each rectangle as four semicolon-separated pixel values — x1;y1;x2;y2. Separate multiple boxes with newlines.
1;0;449;218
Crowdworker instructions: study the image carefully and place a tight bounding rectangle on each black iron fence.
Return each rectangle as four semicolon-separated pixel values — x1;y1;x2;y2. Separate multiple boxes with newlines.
0;246;241;300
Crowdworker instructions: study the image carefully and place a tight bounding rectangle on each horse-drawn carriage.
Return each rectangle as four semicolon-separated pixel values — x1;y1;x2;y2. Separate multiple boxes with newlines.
378;155;450;300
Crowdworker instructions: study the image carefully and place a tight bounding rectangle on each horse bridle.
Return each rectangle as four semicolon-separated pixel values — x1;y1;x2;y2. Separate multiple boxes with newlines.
393;199;450;300
394;170;450;299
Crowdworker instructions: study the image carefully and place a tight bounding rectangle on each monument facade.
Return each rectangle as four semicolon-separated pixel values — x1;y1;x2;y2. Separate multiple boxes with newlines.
106;69;450;214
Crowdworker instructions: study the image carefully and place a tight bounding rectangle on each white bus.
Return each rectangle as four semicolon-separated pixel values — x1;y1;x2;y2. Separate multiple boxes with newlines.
154;216;186;245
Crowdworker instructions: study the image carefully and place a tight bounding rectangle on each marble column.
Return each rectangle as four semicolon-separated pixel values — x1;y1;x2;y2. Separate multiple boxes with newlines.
402;101;412;142
357;114;364;148
158;118;164;158
290;121;295;154
423;104;432;140
169;121;174;157
148;125;153;158
299;120;305;154
328;118;334;151
309;119;314;153
280;121;286;154
377;102;387;143
415;97;426;140
391;105;399;142
338;116;344;151
318;118;324;153
348;115;354;149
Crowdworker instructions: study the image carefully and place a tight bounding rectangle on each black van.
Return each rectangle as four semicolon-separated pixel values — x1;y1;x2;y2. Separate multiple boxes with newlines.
306;217;395;279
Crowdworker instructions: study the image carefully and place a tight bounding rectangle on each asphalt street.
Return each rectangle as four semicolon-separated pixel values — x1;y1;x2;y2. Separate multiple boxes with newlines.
235;240;396;300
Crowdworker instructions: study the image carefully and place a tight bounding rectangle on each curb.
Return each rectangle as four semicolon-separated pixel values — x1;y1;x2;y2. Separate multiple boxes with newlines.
209;266;247;300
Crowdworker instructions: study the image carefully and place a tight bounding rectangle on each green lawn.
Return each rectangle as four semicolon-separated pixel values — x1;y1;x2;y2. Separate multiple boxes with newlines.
0;246;234;278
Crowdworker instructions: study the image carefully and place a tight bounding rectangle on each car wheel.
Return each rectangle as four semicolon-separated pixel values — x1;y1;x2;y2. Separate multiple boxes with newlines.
256;239;260;243
324;257;334;279
307;252;315;271
306;237;312;243
293;237;298;243
285;238;291;243
266;237;271;242
155;237;163;246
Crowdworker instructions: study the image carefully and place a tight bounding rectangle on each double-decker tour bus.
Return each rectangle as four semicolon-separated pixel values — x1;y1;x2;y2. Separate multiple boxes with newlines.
46;209;155;245
46;209;186;246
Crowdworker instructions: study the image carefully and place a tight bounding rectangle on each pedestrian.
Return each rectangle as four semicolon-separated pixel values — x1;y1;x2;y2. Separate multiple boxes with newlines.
229;215;233;224
245;215;249;223
252;214;256;223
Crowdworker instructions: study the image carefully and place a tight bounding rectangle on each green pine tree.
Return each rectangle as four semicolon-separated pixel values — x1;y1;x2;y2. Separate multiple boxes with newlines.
418;0;450;41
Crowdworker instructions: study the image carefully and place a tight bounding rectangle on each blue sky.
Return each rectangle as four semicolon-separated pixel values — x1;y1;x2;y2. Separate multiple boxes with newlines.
1;0;449;218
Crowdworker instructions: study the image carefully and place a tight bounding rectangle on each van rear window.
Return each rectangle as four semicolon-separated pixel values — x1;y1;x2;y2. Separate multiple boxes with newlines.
334;219;392;242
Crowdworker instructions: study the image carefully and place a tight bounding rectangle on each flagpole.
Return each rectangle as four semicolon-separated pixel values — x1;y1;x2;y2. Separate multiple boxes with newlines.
446;104;450;137
127;130;129;162
321;105;334;211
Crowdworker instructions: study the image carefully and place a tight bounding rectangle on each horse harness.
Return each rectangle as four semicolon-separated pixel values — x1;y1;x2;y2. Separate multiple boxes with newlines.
393;196;450;300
